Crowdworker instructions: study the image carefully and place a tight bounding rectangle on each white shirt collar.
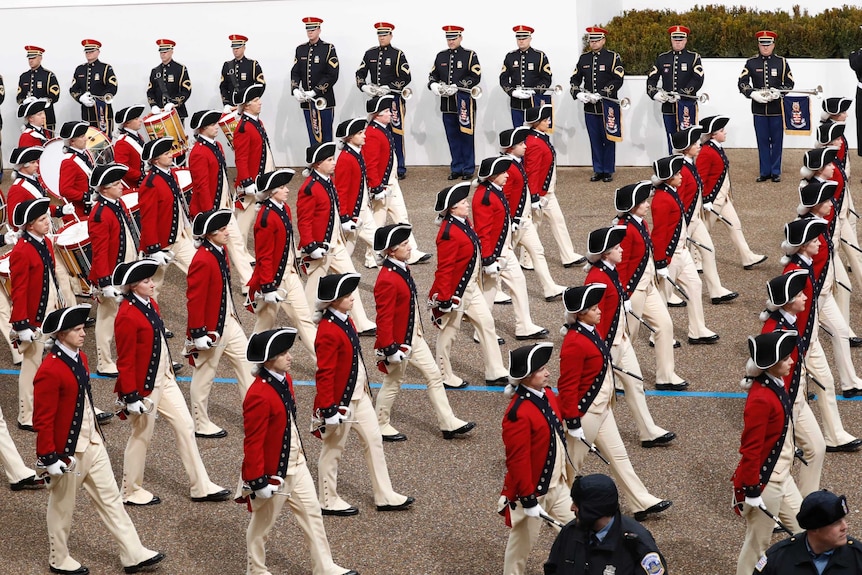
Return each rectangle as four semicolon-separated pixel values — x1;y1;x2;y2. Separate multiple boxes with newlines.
577;321;596;333
328;308;349;322
451;214;466;224
799;253;813;265
710;138;723;148
347;142;361;153
133;293;151;306
630;213;644;224
200;134;216;144
522;384;544;398
779;308;797;324
313;169;331;182
56;341;79;360
243;112;259;121
386;256;407;270
26;230;44;242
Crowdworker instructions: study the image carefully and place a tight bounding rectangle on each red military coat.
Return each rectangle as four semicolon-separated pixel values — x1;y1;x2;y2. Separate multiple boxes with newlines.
10;234;55;330
678;160;701;220
429;216;479;303
34;348;93;463
472;182;510;266
248;200;294;297
7;176;54;230
18;126;51;148
374;259;417;355
88;196;135;287
333;146;364;220
313;311;361;416
296;172;336;250
58;151;91;221
649;185;684;269
187;242;231;339
584;264;622;344
233;114;268;188
696;141;728;204
362;122;393;193
557;326;607;422
782;258;816;351
113;130;145;189
139;167;182;254
615;214;652;297
524;131;553;197
733;375;790;494
502;158;530;219
242;370;299;488
114;296;168;400
188;137;228;216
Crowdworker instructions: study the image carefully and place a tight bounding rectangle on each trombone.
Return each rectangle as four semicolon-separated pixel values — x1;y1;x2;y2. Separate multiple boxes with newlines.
517;84;564;96
667;91;710;104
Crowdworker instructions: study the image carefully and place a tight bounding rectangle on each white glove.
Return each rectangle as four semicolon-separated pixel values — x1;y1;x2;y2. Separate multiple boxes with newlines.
567;426;586;441
768;88;782;101
652;90;670;104
126;400;146;414
308;247;327;260
483;262;501;275
386;349;407;364
745;495;765;509
523;503;545;518
163;102;175;112
575;91;591;104
341;220;357;233
61;203;76;216
512;88;532;100
101;285;119;300
45;460;68;477
243;183;258;197
148;251;171;266
223;104;233;114
16;328;35;343
254;484;279;499
3;231;18;246
511;217;521;232
304;90;316;98
79;92;95;107
151;105;161;115
666;92;680;103
702;202;714;213
263;291;283;304
324;411;347;426
293;88;305;102
361;85;375;96
437;299;455;313
531;200;543;214
751;91;770;104
656;267;670;279
623;299;633;313
588;92;603;104
429;82;442;95
194;335;213;350
371;187;390;201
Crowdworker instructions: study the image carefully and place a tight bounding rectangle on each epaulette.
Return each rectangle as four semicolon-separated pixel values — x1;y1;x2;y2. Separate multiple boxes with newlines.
506;396;524;422
441;220;452;241
91;202;104;223
259;204;271;228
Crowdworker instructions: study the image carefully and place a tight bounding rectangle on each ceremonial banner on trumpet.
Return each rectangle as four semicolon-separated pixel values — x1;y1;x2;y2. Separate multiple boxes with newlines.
390;96;406;137
675;98;698;131
602;99;623;143
456;90;474;136
781;94;812;135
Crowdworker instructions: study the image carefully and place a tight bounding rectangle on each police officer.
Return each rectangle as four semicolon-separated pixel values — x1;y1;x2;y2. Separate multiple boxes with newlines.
69;39;118;135
147;39;192;122
646;25;705;152
570;26;625;183
356;22;411;180
219;34;265;112
738;30;794;183
499;25;552;128
17;45;60;133
291;17;339;146
428;25;481;181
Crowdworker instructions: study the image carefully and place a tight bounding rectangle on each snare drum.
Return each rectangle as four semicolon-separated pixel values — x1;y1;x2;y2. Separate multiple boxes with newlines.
85;127;114;165
175;168;193;216
0;252;11;298
54;221;93;296
218;112;240;150
120;192;141;246
143;108;189;157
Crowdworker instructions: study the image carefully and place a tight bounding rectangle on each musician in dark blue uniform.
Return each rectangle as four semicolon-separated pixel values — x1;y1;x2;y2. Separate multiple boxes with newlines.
738;30;794;183
499;25;553;128
570;27;625;183
147;39;192;122
356;22;412;180
428;25;481;181
849;47;862;158
646;25;705;152
219;34;265;112
17;46;60;133
69;39;118;135
291;17;339;146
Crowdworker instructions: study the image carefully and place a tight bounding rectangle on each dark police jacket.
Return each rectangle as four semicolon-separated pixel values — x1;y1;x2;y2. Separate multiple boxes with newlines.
756;535;862;574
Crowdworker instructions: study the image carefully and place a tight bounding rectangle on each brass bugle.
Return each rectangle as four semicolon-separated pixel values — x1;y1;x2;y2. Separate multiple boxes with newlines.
519;84;563;96
668;91;709;104
602;96;631;109
394;87;413;100
457;86;483;99
778;85;823;97
300;94;327;110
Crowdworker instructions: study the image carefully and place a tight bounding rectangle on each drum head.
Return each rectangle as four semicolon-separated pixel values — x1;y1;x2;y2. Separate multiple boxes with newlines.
55;221;90;248
121;192;140;211
175;168;192;191
85;127;114;165
39;138;66;199
0;252;10;275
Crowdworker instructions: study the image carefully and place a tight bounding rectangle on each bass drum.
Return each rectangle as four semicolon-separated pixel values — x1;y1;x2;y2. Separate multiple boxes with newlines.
38;138;66;205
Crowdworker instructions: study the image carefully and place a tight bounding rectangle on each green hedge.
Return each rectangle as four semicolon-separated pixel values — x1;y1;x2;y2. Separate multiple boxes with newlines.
595;5;862;75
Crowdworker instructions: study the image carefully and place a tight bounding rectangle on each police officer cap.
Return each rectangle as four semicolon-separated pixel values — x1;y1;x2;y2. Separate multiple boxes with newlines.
336;118;367;140
508;342;553;380
563;283;606;314
60;121;89;139
235;83;264;106
42;304;92;336
374;223;412;252
614;181;653;213
192;209;232;238
784;218;827;248
246;328;298;363
142;137;173;161
799;180;837;209
652;155;684;181
816;122;845;146
13;197;50;228
499;127;530;149
306;142;337;165
586;226;627;262
797;490;849;530
700;115;729;135
434;182;471;212
112;259;158;287
190;110;222;131
766;270;809;308
747;330;797;371
366;95;395;115
571;474;619;527
90;163;129;188
17;99;47;119
477;157;512;180
115;105;146;125
256;169;295;195
802;147;838;171
524;104;552;125
10;146;43;166
317;272;361;303
671;126;703;152
822;97;852;116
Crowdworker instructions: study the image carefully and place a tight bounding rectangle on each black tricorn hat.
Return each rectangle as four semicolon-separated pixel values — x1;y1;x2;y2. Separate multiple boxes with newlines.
256;169;296;194
374;223;412;252
508;342;554;380
563;283;606;314
112;259;158;286
614;181;652;213
42;304;92;335
192;209;232;237
434;182;471;212
766;269;808;308
317;272;361;303
246;328;298;363
747;330;797;370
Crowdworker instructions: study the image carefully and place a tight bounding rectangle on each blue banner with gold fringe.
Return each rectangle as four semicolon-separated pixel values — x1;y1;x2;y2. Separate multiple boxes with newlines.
782;95;812;135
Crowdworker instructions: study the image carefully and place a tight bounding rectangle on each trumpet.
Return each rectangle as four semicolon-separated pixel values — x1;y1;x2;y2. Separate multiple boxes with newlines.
667;91;710;104
518;84;564;96
602;96;631;109
457;86;483;99
778;85;823;97
367;84;414;100
300;94;327;110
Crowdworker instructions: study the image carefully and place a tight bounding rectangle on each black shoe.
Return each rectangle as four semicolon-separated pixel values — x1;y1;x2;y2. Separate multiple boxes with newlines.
842;387;862;398
688;334;720;345
472;335;505;345
494;296;512;305
633;500;672;521
382;433;407;442
84;317;96;328
850;337;862;348
485;377;509;386
322;506;359;516
124;552;165;574
711;292;739;305
590;172;603;182
124;496;161;507
50;566;89;575
164;329;174;339
397;172;407;180
461;173;474;181
655;381;689;391
442;422;476;440
515;328;549;341
191;489;231;502
10;475;46;491
825;438;862;452
755;175;770;182
771;175;782;183
743;255;768;270
16;422;35;432
96;370;119;378
172;362;183;373
96;411;114;425
563;257;587;268
358;328;377;337
602;174;614;183
377;496;415;512
447;172;461;180
641;431;677;448
413;253;433;264
667;300;687;308
649;339;681;349
443;380;469;390
544;292;563;302
195;429;228;439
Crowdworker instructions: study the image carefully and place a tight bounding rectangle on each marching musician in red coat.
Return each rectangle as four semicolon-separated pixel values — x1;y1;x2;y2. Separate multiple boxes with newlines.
247;169;317;357
88;164;138;377
57;121;93;221
232;84;271;249
733;330;803;575
296;142;376;334
139;136;194;298
429;182;508;388
557;283;670;524
372;223;475;442
241;328;359;575
188;109;254;287
332;117;376;264
34;304;165;575
499;342;574;575
17;99;52;147
112;105;146;191
113;259;230;507
583;225;675;448
312;272;413;516
186;209;254;437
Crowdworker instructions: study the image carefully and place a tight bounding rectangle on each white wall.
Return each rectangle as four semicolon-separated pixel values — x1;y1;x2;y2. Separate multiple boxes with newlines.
3;0;857;169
